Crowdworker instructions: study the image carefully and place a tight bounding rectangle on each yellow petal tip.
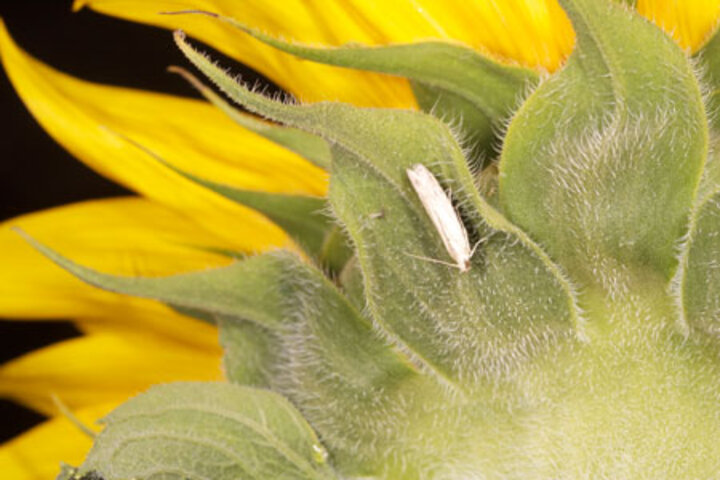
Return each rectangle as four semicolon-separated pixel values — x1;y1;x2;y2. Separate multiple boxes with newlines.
72;0;88;13
0;16;20;65
0;16;8;40
0;19;21;83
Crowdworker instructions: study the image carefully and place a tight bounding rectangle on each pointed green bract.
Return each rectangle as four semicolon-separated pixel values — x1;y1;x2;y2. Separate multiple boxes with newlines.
74;382;337;480
180;176;330;258
500;0;707;290
110;129;332;259
170;10;536;164
19;229;292;330
170;66;331;169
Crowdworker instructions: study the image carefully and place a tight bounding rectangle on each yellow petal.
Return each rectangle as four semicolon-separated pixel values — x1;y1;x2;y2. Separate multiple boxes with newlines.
74;0;574;74
73;0;418;107
72;309;218;353
0;403;113;480
637;0;720;51
0;18;324;196
0;333;221;415
7;196;235;276
403;0;573;70
0;19;317;252
0;197;226;349
74;0;720;76
293;0;572;70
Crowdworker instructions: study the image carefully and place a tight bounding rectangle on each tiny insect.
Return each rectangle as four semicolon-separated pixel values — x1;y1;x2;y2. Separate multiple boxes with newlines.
406;163;473;273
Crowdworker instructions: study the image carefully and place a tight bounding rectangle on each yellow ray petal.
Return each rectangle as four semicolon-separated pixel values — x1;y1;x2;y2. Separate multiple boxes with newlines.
637;0;720;51
75;0;720;75
0;333;221;415
0;197;227;349
73;0;418;107
72;308;218;353
287;0;572;70
0;403;113;480
0;18;324;196
406;0;574;70
7;196;236;276
74;0;574;74
0;20;320;252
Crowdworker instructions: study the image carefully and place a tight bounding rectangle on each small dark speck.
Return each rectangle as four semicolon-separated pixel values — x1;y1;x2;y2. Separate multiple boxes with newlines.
77;472;105;480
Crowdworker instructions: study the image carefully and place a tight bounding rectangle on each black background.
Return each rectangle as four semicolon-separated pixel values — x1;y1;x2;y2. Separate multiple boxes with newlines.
0;1;278;443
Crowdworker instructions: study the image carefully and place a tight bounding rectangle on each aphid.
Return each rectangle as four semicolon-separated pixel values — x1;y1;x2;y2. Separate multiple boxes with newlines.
406;163;473;273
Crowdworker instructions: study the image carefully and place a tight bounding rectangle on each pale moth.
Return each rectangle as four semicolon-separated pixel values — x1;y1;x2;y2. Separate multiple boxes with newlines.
406;163;473;273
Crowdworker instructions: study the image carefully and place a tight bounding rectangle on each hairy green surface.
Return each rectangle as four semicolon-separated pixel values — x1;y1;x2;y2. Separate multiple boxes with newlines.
65;383;335;480
167;8;537;165
40;0;720;478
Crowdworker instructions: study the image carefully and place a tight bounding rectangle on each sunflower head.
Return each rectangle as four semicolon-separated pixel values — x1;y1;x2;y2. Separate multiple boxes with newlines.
4;0;720;479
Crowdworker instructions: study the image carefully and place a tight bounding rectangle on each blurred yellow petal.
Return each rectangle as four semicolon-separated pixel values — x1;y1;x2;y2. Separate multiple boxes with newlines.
0;333;221;415
0;197;228;349
73;0;419;107
0;403;112;480
0;20;314;252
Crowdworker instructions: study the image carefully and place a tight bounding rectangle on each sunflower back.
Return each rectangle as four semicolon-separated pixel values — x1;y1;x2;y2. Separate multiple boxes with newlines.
46;0;720;478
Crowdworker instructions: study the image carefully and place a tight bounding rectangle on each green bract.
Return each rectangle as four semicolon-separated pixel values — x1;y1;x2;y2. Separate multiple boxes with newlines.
48;0;720;478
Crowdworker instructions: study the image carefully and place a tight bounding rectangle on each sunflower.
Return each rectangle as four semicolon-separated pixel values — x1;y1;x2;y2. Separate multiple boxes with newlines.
1;1;720;479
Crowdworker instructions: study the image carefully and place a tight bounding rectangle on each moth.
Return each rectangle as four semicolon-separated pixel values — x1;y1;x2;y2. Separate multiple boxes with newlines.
406;163;473;273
